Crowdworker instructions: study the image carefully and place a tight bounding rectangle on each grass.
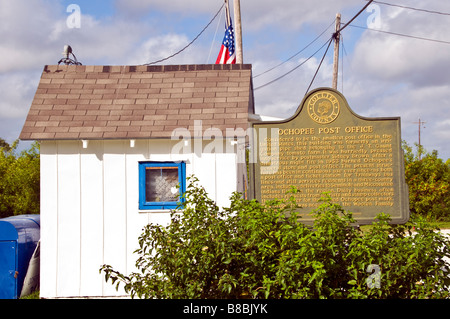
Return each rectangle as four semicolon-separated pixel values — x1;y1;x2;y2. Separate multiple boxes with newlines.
20;290;40;299
360;219;450;234
430;221;450;230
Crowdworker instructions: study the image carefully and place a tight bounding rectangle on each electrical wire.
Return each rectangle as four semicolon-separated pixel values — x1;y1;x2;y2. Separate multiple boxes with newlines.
337;0;374;34
305;37;333;95
367;1;450;16
143;3;224;65
341;34;349;93
302;1;374;94
254;1;374;92
253;37;333;91
207;5;224;63
347;24;450;45
253;19;336;78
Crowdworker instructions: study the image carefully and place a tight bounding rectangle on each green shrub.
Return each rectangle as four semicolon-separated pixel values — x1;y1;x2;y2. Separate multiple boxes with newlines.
0;140;40;218
100;176;450;299
403;141;450;221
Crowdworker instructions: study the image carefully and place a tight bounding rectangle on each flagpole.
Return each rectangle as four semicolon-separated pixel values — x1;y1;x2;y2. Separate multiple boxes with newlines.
224;0;231;26
233;0;243;63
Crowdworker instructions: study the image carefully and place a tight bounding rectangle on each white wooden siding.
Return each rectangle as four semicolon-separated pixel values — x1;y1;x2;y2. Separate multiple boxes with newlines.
56;141;81;297
80;141;104;296
39;139;242;298
40;141;58;298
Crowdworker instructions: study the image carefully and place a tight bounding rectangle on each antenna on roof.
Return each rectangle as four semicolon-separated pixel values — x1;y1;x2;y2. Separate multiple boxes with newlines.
58;45;82;65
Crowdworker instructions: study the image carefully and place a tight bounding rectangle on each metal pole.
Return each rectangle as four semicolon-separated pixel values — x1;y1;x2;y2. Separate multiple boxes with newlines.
224;0;231;25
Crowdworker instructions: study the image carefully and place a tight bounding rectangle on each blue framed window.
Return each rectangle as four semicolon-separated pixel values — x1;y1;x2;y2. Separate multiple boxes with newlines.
139;161;186;210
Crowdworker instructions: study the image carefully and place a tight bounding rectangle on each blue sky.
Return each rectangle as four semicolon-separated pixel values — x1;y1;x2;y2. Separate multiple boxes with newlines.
1;0;450;160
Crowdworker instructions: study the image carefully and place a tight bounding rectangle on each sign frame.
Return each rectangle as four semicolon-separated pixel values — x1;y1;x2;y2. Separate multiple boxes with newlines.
249;87;409;225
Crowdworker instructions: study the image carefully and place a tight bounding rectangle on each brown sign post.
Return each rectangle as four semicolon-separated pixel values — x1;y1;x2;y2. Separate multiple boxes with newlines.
249;87;409;225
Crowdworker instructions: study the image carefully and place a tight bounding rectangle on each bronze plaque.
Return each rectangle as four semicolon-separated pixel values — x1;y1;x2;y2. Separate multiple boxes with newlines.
249;88;409;225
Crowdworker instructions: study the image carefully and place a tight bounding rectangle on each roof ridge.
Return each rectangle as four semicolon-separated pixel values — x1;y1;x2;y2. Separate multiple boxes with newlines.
44;64;252;74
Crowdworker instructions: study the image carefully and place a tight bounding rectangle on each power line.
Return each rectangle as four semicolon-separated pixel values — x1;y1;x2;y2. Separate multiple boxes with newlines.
340;34;346;93
253;37;333;91
305;38;333;95
253;19;335;78
143;3;224;65
207;5;224;63
254;1;375;92
337;0;374;34
368;1;450;16
304;0;373;94
347;24;450;45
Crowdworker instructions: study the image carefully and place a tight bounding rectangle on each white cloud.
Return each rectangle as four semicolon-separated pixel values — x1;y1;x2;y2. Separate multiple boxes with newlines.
126;34;192;65
241;0;361;31
114;0;219;18
113;0;362;31
0;0;63;72
351;1;450;86
0;0;157;70
0;71;39;119
253;53;334;119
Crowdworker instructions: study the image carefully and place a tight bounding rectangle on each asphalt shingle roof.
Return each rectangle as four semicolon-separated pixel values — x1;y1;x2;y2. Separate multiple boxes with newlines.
20;64;254;140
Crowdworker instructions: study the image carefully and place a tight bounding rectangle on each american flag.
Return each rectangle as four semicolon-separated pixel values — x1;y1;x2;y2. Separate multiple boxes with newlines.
215;21;236;64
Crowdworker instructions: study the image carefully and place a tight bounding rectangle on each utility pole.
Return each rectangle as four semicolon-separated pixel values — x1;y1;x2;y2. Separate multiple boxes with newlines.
413;118;426;159
233;0;243;63
332;13;341;90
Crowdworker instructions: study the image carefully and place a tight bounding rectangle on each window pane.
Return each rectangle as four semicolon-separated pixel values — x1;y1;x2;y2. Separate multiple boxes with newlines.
145;167;179;202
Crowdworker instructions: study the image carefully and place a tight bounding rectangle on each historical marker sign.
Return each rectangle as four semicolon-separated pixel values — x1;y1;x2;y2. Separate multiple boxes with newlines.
249;88;409;225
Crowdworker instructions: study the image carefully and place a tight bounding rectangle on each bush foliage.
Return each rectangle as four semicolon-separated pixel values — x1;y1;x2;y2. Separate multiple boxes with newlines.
403;141;450;221
101;176;450;299
0;140;40;218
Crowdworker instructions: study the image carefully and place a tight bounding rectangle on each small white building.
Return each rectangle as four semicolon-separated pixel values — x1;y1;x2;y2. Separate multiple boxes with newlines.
20;64;255;298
